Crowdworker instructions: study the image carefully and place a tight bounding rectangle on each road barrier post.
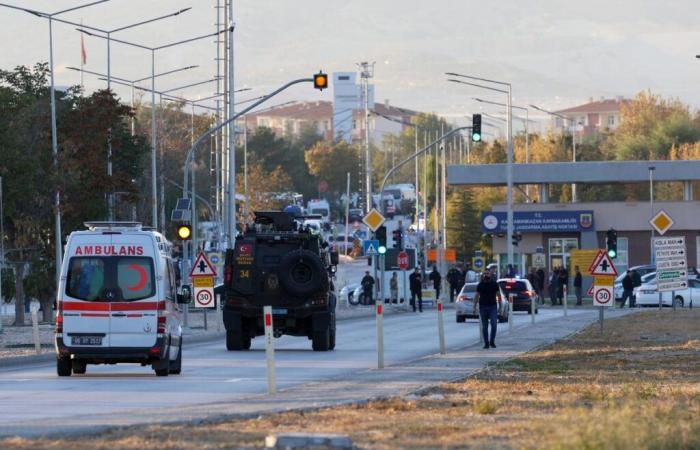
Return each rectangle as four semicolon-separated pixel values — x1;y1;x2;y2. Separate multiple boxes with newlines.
530;293;535;324
263;306;276;394
30;301;40;354
376;301;384;369
563;285;568;317
216;294;222;332
437;299;445;355
508;293;514;333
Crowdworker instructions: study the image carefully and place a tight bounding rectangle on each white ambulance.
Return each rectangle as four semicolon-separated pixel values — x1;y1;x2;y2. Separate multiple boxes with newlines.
55;222;191;376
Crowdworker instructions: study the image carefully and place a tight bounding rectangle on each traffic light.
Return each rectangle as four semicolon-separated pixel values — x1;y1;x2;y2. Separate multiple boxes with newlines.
606;228;618;259
512;232;522;247
376;225;387;248
392;228;403;250
472;113;482;142
176;224;192;240
313;71;328;90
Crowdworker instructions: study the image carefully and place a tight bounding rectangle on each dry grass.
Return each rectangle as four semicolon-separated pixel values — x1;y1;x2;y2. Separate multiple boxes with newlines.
4;309;700;449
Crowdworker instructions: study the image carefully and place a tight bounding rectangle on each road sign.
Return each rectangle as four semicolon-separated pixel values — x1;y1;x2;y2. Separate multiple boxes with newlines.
654;236;687;292
397;251;409;270
444;248;456;263
362;208;386;232
589;250;618;277
593;285;614;307
532;253;545;269
472;256;485;270
650;210;674;235
194;286;214;308
587;285;594;296
363;239;380;256
190;251;217;277
570;249;602;275
593;275;615;286
208;252;223;267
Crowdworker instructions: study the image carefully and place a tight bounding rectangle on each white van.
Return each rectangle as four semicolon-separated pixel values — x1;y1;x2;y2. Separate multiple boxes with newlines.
54;222;191;377
307;199;331;223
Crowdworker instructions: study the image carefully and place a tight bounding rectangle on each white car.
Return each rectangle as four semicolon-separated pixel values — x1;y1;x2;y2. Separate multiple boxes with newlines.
634;277;699;307
455;282;509;323
55;222;190;377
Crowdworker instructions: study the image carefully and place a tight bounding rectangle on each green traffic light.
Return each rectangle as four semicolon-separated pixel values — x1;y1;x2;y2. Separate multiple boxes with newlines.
378;246;387;255
472;133;481;142
608;249;617;258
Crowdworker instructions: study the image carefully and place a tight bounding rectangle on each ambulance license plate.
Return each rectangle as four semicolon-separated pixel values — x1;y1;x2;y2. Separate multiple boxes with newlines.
71;335;102;346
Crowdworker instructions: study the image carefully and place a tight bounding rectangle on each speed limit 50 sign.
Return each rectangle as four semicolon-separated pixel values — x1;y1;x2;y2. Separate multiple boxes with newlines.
593;286;613;307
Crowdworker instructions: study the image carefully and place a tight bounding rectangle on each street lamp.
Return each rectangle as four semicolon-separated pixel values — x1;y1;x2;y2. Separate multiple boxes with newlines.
79;26;231;231
530;104;580;202
447;73;515;273
649;166;656;263
0;0;110;287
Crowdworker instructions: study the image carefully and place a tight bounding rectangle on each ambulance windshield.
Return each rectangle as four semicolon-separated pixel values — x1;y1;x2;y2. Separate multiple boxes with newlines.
66;257;155;301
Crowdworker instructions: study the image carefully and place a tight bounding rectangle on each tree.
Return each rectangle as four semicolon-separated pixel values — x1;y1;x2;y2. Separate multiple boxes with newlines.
446;189;482;261
236;164;293;225
305;140;360;195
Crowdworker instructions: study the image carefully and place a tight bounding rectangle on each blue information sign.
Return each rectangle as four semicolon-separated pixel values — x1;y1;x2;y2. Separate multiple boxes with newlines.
362;239;380;256
481;211;595;233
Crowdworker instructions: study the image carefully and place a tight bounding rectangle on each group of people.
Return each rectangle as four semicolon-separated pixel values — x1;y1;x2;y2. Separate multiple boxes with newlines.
523;265;584;306
619;269;643;308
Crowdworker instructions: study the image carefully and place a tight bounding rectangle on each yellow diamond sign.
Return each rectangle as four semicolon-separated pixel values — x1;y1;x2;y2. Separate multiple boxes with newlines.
650;210;674;235
362;208;386;232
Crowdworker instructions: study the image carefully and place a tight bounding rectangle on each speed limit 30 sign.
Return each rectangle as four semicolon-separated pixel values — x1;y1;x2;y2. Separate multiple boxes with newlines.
593;286;613;307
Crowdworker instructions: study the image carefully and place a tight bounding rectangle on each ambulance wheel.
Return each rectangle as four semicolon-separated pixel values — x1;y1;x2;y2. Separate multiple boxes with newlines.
169;341;182;375
154;353;170;377
57;357;72;377
72;361;87;375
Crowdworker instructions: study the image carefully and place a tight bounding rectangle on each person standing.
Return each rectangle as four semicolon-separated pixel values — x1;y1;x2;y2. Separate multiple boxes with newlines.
557;267;569;305
389;272;399;304
429;265;442;300
549;269;558;306
574;266;583;306
361;271;375;305
473;271;501;349
447;265;461;303
620;270;634;308
409;267;423;312
631;269;642;308
526;267;537;292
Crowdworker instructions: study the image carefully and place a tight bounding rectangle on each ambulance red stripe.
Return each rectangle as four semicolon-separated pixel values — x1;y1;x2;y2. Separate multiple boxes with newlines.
80;313;109;317
61;301;165;311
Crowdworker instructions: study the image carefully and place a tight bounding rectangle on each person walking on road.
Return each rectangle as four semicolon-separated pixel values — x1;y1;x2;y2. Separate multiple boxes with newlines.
447;265;461;303
574;266;583;306
429;265;442;300
620;270;634;308
631;269;642;308
389;272;399;304
473;271;501;349
409;267;423;312
361;271;375;305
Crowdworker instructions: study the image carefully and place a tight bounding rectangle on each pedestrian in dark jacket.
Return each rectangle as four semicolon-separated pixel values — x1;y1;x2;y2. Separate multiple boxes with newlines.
536;268;545;303
549;269;558;306
574;266;583;305
557;268;569;305
473;271;501;349
409;267;423;312
447;266;462;303
429;265;442;300
361;271;375;305
631;269;642;308
620;270;634;308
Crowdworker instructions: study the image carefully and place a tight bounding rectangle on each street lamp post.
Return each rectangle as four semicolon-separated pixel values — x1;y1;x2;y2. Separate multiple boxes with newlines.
0;0;110;288
447;73;515;273
79;27;231;230
649;166;656;263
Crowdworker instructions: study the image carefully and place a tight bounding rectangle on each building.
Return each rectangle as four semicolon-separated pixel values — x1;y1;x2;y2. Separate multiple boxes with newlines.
241;100;418;143
552;97;629;137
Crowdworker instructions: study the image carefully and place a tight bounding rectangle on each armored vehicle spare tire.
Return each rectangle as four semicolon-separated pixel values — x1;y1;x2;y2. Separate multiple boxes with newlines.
279;249;328;297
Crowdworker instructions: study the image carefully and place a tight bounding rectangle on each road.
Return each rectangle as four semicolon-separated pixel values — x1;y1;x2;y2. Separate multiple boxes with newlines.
0;307;591;437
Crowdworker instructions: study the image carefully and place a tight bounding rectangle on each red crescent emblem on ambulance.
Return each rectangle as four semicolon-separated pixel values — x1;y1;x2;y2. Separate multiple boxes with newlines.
126;264;148;291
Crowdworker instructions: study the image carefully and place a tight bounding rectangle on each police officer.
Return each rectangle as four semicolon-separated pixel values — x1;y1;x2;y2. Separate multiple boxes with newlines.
361;271;375;305
409;267;423;312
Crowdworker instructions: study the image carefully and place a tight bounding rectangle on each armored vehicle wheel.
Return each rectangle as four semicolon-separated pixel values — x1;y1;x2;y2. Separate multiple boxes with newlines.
312;327;331;351
226;329;251;351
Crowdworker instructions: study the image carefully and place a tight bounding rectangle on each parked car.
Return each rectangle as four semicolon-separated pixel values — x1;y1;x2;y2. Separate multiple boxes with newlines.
339;283;360;306
614;265;655;300
455;281;509;323
634;276;699;307
497;278;539;314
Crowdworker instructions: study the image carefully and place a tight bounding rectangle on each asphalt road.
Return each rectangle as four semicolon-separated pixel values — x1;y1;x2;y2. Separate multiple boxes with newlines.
0;307;590;437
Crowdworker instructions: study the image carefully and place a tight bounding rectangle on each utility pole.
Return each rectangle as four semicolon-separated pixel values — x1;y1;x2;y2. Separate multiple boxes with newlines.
359;62;375;212
226;0;236;247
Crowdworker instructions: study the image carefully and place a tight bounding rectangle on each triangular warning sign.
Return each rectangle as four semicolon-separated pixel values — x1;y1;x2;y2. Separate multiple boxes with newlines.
189;251;217;277
590;251;618;277
365;243;378;256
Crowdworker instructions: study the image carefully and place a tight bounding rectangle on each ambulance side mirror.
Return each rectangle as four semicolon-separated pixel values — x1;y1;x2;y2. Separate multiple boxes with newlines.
178;285;192;304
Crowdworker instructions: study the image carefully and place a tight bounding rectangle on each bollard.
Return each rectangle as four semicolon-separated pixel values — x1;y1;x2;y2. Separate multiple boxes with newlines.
437;300;445;355
563;285;568;317
376;301;384;369
30;301;41;354
216;294;222;332
508;293;514;333
530;292;535;324
263;306;276;395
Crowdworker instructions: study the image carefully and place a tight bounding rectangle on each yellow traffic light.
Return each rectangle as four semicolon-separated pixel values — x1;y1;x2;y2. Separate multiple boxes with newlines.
313;71;328;90
176;224;192;240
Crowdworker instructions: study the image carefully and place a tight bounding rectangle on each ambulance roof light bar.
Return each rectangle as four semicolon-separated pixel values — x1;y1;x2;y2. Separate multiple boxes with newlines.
84;221;143;231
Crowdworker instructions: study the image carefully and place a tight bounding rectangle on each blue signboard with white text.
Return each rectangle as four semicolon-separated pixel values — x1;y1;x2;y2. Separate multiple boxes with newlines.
481;211;595;233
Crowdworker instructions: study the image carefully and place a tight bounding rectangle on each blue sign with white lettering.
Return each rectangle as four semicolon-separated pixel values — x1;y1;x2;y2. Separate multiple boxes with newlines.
363;239;380;256
481;211;595;233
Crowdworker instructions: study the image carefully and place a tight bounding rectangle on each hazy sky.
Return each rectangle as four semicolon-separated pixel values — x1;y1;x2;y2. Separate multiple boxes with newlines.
2;0;699;131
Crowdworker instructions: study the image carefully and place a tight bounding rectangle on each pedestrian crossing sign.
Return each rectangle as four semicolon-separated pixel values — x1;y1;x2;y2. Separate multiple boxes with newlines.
363;239;380;256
